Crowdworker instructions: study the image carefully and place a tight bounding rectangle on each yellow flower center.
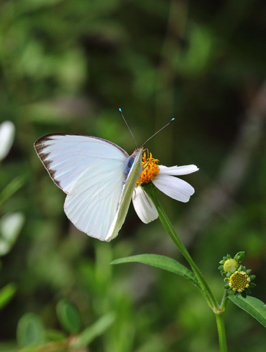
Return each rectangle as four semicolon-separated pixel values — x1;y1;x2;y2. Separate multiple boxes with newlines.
137;152;160;185
229;271;250;292
223;259;239;273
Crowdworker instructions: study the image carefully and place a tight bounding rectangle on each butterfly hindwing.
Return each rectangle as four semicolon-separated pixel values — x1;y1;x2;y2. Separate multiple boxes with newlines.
64;158;127;240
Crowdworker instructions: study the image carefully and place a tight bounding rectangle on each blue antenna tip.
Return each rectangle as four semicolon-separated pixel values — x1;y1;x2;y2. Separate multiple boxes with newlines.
171;118;175;121
119;108;122;112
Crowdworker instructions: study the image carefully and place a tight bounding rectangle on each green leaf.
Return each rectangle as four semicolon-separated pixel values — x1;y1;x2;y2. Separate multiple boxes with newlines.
0;175;26;206
17;313;45;347
111;254;199;287
229;295;266;328
175;23;213;77
71;313;115;348
45;329;67;342
0;283;16;309
56;300;82;333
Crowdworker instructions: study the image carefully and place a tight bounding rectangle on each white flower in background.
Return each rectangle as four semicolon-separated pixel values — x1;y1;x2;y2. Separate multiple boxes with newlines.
0;121;15;161
0;213;25;256
0;121;23;255
132;152;199;223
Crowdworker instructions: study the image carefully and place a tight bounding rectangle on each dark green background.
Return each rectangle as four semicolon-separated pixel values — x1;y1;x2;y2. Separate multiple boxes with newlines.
1;0;266;351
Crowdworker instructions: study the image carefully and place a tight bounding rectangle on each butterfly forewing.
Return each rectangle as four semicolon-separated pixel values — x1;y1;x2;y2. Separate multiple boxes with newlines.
34;134;128;194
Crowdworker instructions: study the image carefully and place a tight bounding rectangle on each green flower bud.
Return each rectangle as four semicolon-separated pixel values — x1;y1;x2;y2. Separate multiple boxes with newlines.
223;259;239;274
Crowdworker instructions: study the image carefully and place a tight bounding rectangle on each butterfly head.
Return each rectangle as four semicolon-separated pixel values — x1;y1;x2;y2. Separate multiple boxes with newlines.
124;147;143;177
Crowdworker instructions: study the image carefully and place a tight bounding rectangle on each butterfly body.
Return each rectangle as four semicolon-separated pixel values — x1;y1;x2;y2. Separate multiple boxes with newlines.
34;134;143;241
124;155;137;177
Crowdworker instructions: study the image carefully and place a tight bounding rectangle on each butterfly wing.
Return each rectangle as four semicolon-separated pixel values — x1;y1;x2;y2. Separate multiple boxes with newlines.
34;134;142;241
105;148;143;241
64;157;128;240
34;134;128;194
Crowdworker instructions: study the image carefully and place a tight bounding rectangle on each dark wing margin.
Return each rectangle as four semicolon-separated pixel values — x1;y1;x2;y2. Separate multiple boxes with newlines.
34;134;66;190
34;133;129;193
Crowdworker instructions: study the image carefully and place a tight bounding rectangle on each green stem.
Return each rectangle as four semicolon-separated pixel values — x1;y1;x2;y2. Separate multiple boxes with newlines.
215;313;228;352
143;183;228;351
220;290;229;311
144;183;219;312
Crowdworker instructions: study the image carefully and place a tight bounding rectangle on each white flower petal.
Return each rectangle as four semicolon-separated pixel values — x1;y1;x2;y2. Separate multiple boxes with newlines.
158;164;199;176
0;121;15;160
153;174;195;202
132;186;158;224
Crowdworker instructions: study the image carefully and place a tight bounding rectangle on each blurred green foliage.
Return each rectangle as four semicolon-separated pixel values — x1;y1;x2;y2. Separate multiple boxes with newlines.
1;0;266;351
15;302;115;350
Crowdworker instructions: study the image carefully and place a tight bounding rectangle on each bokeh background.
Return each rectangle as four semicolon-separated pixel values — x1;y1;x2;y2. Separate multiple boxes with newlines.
1;0;266;351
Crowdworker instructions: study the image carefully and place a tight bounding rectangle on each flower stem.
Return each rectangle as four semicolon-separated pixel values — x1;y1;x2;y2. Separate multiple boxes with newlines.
220;290;229;311
215;313;228;352
144;183;219;312
143;183;228;351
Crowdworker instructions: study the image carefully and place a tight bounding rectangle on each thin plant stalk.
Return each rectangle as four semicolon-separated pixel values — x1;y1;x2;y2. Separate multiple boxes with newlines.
144;183;228;351
215;313;228;352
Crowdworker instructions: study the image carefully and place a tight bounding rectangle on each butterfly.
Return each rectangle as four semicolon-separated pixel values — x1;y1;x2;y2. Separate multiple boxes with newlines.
34;133;143;241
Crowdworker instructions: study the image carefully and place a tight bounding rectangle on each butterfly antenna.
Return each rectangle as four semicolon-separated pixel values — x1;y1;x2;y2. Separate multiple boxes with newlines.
119;108;138;148
142;118;175;147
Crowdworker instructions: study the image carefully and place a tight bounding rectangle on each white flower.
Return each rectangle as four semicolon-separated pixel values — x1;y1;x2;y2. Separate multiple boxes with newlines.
0;121;15;161
132;153;198;224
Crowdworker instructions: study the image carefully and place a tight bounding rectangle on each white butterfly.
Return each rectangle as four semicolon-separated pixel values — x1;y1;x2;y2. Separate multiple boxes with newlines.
34;134;143;241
